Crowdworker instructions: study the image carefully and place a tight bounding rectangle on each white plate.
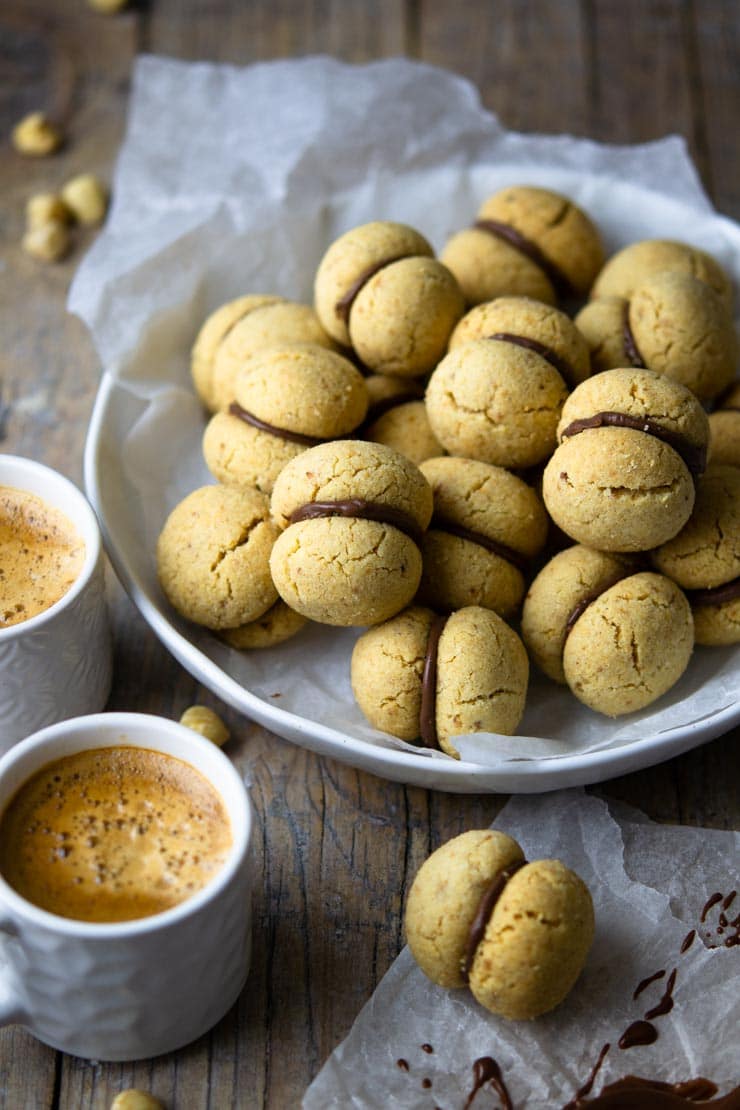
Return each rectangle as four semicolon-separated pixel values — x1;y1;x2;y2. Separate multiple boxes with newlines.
83;175;740;795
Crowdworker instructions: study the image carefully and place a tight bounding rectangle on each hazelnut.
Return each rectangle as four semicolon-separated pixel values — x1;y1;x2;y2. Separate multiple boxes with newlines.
22;221;70;262
61;173;109;226
26;193;71;230
12;112;63;157
88;0;128;10
110;1092;164;1110
179;705;230;747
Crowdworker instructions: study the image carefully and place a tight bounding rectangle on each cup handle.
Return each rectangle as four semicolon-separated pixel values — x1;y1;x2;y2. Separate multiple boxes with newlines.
0;913;27;1026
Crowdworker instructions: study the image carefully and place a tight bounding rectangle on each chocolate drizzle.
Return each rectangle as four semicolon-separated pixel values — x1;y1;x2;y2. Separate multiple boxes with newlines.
288;499;423;548
335;253;414;324
680;930;695;954
462;858;527;982
564;1043;612;1108
633;968;665;1000
686;577;740;608
623;304;647;370
619;1021;659;1050
430;514;529;572
228;402;326;447
701;892;724;922
488;331;576;385
419;615;447;749
463;1056;514;1110
474;218;574;298
559;411;707;480
643;968;677;1021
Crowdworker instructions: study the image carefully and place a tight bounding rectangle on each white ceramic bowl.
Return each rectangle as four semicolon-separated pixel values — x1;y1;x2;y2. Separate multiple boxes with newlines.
0;456;112;751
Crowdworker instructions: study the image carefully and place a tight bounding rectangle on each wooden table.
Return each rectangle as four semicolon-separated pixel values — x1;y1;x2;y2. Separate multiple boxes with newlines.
1;2;738;1107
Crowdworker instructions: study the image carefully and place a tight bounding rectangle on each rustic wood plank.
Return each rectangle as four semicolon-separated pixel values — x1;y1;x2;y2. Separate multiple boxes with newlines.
691;0;740;217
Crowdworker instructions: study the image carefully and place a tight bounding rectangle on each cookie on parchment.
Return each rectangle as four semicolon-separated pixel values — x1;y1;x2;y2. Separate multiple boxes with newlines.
405;829;594;1019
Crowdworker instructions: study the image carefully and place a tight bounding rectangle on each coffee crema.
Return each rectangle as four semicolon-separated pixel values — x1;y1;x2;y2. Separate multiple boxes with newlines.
0;486;85;628
0;747;233;923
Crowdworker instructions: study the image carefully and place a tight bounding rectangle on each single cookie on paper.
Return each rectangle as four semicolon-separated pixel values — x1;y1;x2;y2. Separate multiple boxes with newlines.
417;456;548;618
203;344;367;493
405;829;594;1019
542;368;709;552
652;464;740;645
270;440;433;626
441;186;604;307
314;221;464;377
351;604;528;758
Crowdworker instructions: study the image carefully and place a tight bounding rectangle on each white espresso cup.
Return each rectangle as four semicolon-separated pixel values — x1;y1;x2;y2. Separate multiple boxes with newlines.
0;713;253;1061
0;455;112;751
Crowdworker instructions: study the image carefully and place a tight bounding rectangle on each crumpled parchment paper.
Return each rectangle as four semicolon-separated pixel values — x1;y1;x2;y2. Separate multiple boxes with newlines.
303;790;740;1108
69;55;740;770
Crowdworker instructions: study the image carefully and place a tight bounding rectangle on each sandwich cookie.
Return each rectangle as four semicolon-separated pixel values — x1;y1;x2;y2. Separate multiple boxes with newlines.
652;464;740;645
350;605;528;758
417;456;548;618
440;185;604;307
314;221;464;377
425;338;569;469
449;295;592;387
220;598;308;650
157;485;279;630
523;548;693;715
405;829;594;1019
708;382;740;469
202;344;368;494
542;368;710;551
270;440;433;626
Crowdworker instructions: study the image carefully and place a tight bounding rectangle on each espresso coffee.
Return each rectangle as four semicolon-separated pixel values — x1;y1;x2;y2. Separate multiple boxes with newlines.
0;747;233;923
0;486;85;628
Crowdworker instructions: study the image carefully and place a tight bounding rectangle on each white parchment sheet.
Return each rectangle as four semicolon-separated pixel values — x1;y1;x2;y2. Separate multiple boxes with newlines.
70;56;740;770
303;791;740;1108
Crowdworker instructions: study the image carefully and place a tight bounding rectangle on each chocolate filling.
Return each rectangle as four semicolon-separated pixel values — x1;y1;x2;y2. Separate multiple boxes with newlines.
462;858;527;981
288;499;424;548
622;303;646;369
228;402;327;447
686;576;740;607
419;614;448;749
559;411;707;479
563;570;635;644
335;253;416;324
430;514;529;572
360;389;425;432
487;332;576;385
473;218;574;298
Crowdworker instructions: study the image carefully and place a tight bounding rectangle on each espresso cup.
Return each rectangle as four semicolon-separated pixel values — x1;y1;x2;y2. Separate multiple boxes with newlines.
0;455;112;751
0;713;253;1061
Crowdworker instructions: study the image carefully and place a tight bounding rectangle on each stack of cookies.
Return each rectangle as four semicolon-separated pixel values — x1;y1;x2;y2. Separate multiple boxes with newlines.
156;185;739;759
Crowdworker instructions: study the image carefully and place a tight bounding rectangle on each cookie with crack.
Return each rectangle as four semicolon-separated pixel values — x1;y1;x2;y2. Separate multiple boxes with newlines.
203;344;367;494
192;295;336;413
449;295;591;387
405;829;594;1019
575;272;737;402
590;238;734;312
220;598;308;650
360;375;443;465
425;337;569;469
417;456;548;617
314;221;464;377
440;185;604;307
157;485;278;630
652;464;740;645
351;604;528;758
542;368;709;551
270;440;433;626
708;382;740;469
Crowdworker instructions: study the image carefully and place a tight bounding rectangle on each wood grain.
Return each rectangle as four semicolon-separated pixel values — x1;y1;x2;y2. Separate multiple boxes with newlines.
0;2;738;1107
